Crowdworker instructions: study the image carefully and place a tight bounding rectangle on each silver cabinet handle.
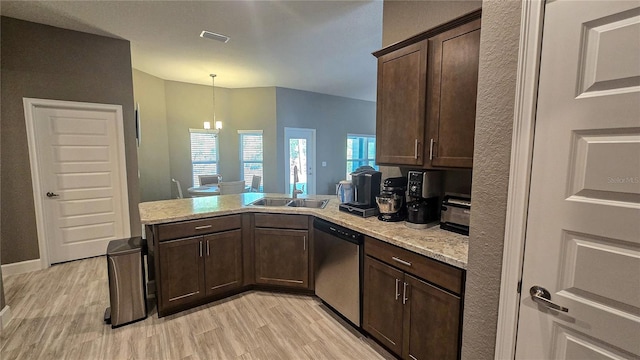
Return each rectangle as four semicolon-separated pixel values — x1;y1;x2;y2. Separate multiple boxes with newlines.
303;236;306;251
395;279;401;300
402;282;409;305
429;138;434;160
392;257;412;267
414;139;419;159
206;240;210;256
195;225;212;230
530;285;568;312
199;241;203;257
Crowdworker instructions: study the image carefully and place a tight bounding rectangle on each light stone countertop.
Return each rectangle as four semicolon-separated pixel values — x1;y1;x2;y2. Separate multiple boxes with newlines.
139;193;468;269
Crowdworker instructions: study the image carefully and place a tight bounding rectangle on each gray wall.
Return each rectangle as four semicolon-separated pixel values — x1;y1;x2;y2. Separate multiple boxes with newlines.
133;69;171;202
382;0;482;46
229;88;278;192
133;76;374;197
275;87;376;195
164;80;232;197
0;17;141;265
462;1;521;358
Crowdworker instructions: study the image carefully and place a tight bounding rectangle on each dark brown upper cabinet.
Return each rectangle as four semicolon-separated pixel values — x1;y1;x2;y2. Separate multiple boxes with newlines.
426;18;481;168
375;41;428;166
373;9;481;169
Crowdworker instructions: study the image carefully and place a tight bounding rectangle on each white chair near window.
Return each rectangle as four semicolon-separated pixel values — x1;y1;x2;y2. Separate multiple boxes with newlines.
250;175;262;192
219;180;246;195
198;174;222;186
171;178;183;199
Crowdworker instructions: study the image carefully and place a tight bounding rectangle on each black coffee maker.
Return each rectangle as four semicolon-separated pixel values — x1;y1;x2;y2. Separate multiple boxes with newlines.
375;177;407;222
405;171;441;229
338;167;382;218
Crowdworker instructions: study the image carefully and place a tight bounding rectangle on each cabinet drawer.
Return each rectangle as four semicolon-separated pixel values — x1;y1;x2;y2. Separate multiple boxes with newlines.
157;215;241;241
254;213;308;230
364;236;463;295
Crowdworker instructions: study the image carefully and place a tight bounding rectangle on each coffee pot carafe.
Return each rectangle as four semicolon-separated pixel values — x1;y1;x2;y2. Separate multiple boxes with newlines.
336;180;353;203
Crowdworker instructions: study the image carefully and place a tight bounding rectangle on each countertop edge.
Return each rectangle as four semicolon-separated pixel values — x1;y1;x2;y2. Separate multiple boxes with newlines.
139;194;468;270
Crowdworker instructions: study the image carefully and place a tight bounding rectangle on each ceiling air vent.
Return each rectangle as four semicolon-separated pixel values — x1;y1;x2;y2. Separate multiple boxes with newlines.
200;31;230;43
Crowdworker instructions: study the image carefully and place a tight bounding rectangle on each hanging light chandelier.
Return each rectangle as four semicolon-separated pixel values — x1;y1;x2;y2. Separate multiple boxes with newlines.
204;73;222;130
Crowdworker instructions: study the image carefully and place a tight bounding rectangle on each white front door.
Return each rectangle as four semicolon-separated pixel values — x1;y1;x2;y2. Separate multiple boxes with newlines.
515;1;640;359
25;99;131;265
284;127;316;195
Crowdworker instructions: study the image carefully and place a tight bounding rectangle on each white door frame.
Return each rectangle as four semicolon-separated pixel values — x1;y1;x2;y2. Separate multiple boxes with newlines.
23;98;130;269
494;1;545;358
284;127;316;195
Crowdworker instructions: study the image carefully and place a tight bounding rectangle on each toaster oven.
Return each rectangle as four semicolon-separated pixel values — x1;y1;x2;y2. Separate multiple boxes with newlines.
440;194;471;235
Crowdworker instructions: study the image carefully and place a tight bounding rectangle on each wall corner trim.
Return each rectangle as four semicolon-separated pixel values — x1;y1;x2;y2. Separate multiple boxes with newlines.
494;1;545;359
1;259;43;276
0;305;12;330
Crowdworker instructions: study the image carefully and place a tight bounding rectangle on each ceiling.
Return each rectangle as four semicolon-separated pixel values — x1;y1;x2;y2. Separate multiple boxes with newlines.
0;1;383;101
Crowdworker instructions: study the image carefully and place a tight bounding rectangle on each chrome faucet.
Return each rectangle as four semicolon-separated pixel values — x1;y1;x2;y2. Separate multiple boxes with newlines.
292;165;303;198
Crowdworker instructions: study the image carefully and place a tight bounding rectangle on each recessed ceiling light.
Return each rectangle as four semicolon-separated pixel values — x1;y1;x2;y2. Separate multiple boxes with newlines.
200;30;230;43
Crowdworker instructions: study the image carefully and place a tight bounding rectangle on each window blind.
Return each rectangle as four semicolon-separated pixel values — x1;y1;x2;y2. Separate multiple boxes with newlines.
239;131;263;191
190;129;219;186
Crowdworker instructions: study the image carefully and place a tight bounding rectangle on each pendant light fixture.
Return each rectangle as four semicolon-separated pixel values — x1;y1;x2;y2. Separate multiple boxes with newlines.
205;73;222;130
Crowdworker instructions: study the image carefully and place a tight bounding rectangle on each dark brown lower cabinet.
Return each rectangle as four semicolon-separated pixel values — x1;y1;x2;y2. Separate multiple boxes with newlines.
363;255;461;360
403;274;461;360
254;228;309;288
204;229;243;296
158;236;205;309
157;230;243;315
363;256;405;355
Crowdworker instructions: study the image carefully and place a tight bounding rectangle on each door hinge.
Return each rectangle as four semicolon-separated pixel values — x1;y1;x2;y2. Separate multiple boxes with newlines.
517;280;522;294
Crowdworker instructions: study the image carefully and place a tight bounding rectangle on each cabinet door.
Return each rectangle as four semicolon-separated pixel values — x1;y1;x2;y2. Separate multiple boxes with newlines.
158;236;205;311
426;19;481;168
376;41;427;166
203;229;243;297
403;274;461;360
363;256;405;355
254;228;309;288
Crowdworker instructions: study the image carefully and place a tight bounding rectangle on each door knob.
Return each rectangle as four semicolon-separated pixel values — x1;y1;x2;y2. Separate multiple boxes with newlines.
530;285;569;312
46;192;60;198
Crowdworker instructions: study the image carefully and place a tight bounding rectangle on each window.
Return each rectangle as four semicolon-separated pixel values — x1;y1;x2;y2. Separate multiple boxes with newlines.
346;134;377;179
190;129;219;186
239;130;263;191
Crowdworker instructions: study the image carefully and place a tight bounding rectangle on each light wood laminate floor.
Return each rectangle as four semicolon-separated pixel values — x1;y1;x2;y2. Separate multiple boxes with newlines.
1;256;393;360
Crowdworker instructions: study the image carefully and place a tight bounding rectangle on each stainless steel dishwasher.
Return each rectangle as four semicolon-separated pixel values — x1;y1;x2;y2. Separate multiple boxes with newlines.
314;218;363;327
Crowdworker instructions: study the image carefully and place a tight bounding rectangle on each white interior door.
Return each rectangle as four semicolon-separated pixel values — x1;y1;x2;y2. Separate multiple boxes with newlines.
515;1;640;359
25;99;131;265
284;127;316;195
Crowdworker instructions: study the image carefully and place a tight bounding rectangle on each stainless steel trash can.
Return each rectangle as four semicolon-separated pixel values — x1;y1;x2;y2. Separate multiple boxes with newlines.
104;236;147;328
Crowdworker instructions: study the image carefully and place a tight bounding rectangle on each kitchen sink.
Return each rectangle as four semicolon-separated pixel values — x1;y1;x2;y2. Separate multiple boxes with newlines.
249;197;292;206
287;199;329;209
249;197;329;209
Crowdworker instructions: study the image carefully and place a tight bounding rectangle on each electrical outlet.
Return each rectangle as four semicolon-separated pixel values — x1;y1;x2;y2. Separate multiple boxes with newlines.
322;161;327;167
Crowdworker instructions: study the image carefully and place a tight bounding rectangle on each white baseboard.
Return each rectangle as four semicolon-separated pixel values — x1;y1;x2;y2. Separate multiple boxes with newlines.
1;259;43;276
0;305;11;329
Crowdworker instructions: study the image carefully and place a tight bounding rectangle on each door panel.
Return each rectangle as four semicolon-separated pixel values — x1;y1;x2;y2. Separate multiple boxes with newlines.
403;274;460;360
516;2;640;358
204;230;243;296
32;103;130;264
284;127;316;195
362;256;404;355
254;228;309;288
158;236;205;309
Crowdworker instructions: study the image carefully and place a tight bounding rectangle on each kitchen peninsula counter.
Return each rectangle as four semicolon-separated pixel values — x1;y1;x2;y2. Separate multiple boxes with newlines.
139;193;468;269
